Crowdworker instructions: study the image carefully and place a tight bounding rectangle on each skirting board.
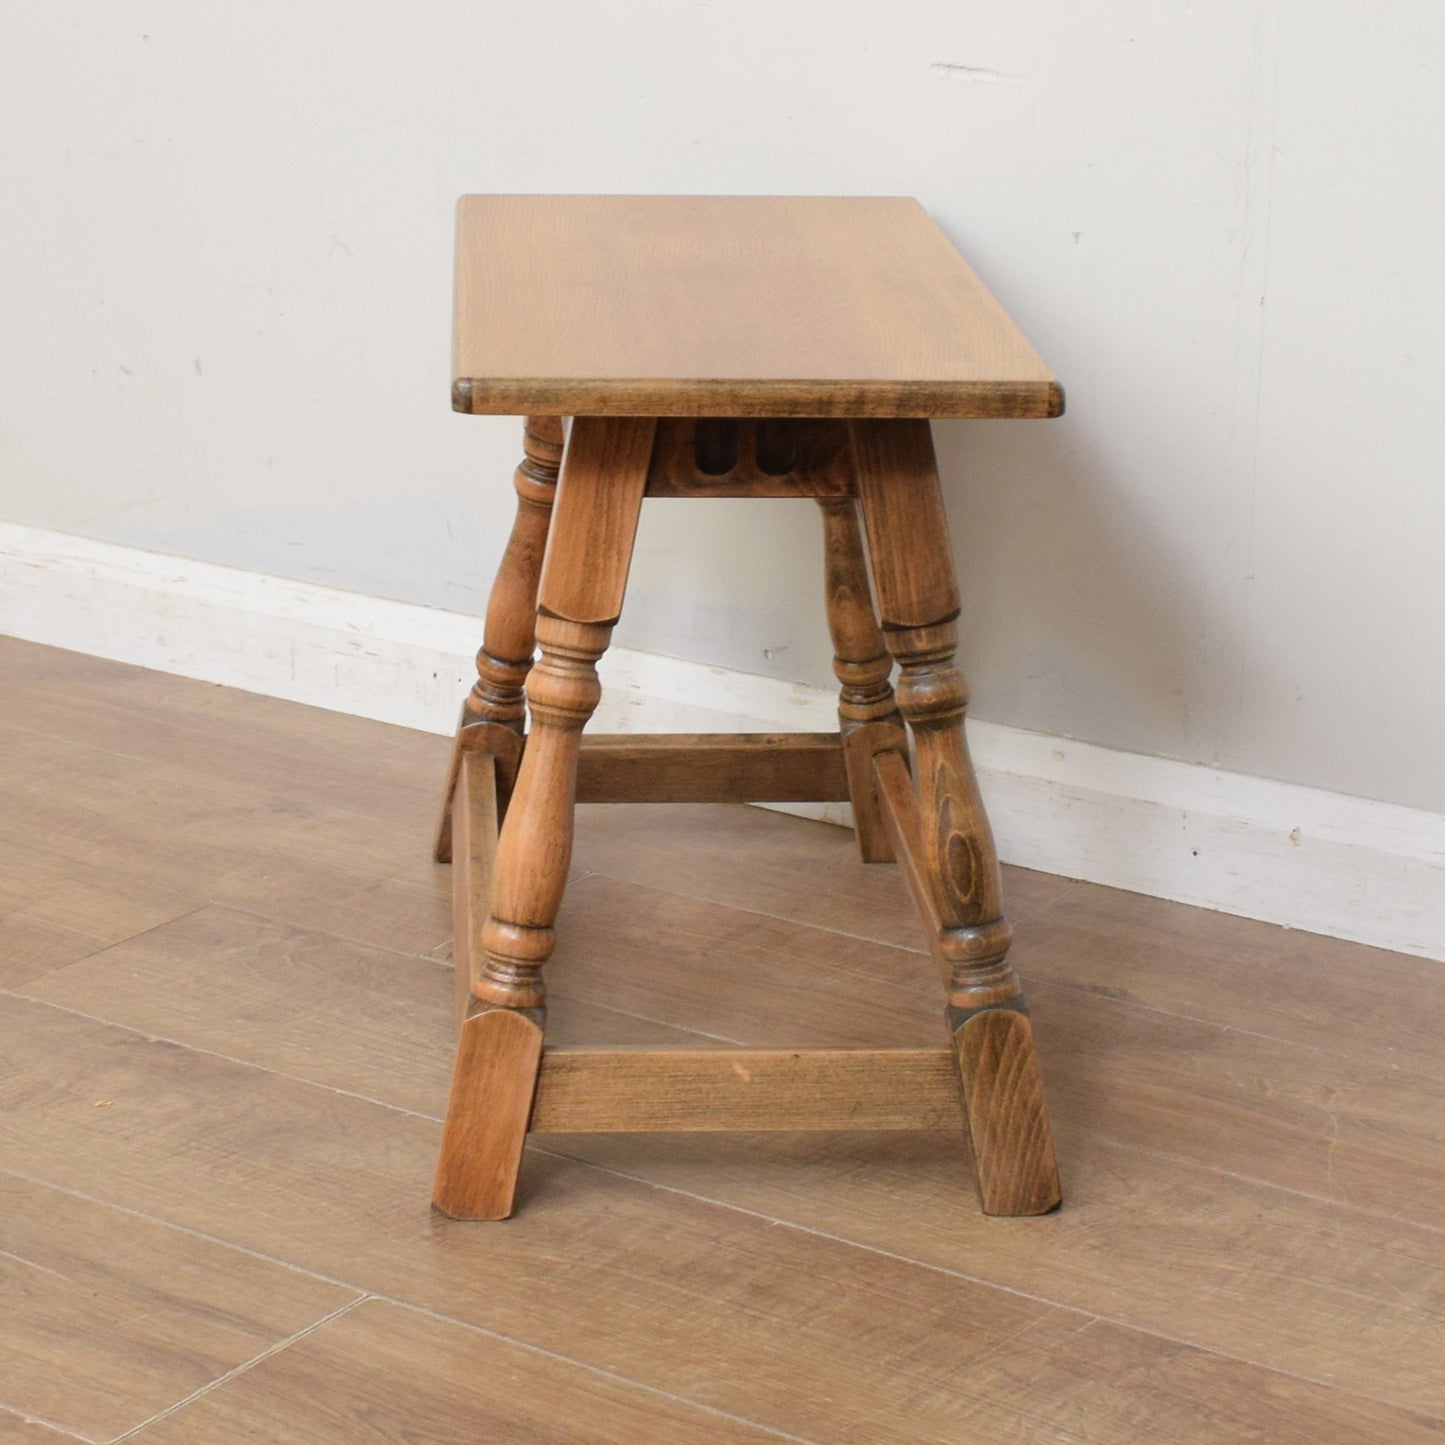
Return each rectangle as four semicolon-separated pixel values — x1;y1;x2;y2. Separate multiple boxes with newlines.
2;520;1442;964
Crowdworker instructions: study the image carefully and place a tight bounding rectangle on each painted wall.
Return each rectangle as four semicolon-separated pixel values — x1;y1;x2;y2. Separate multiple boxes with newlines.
2;2;1442;811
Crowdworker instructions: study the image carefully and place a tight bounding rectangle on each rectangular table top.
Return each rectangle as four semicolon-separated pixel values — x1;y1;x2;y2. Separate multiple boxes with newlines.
452;195;1062;420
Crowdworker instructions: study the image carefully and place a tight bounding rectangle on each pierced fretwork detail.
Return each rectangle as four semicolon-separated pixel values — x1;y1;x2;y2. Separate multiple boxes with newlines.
645;418;855;497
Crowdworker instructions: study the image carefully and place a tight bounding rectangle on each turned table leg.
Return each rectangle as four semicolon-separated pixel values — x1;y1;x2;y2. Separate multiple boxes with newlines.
434;416;563;863
432;416;656;1220
816;497;908;862
851;419;1061;1216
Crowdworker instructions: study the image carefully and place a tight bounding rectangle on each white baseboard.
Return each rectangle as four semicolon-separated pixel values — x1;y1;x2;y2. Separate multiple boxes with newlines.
3;521;1442;963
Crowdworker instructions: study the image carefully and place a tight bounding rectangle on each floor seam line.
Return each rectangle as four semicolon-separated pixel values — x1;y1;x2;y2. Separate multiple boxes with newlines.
214;899;452;962
373;1296;828;1445
935;1301;1089;1376
0;1165;379;1295
1011;878;1089;921
106;1297;369;1442
0;714;447;836
1013;969;1445;1071
3;902;214;985
569;867;937;956
0;1398;96;1443
0;990;445;1123
1087;1135;1445;1237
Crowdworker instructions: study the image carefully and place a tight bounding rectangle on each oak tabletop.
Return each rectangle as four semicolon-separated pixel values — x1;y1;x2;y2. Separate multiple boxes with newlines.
452;195;1062;420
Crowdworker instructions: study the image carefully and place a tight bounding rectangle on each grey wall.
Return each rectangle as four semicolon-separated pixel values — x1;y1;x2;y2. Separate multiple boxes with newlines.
3;1;1442;810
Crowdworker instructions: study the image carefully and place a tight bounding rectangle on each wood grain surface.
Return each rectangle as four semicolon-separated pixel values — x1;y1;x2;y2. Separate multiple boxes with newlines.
817;495;906;862
530;1047;963;1133
575;731;851;804
432;1006;545;1219
449;749;497;1025
452;195;1063;418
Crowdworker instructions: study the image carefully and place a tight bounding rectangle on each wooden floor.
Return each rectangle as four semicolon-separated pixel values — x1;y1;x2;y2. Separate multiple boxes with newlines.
2;636;1443;1444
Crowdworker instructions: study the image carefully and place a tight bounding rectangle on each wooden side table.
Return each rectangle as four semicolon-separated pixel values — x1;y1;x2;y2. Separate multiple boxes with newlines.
432;195;1064;1221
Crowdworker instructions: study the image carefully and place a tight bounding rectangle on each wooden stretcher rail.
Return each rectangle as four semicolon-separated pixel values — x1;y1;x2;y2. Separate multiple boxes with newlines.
530;1046;964;1133
575;731;851;803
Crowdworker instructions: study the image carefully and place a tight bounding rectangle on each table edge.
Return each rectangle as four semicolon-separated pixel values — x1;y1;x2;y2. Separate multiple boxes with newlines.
452;377;1065;420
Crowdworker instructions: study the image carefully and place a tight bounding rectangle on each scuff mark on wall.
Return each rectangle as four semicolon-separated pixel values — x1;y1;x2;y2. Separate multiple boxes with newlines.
929;61;1022;83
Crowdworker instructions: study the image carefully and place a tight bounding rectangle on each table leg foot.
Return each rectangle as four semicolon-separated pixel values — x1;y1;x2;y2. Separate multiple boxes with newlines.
950;1004;1061;1215
432;1006;544;1220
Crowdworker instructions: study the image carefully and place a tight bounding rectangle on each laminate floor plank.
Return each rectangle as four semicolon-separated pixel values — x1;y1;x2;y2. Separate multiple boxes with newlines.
572;800;1077;948
0;1409;86;1444
0;1172;354;1441
12;960;1445;1419
123;1298;804;1445
550;1125;1445;1417
575;800;1445;1083
4;998;1436;1443
908;1310;1445;1445
0;636;447;830
21;905;707;1118
1010;885;1445;1083
0;997;1084;1445
544;872;947;1048
0;725;72;790
31;884;1445;1236
0;727;453;959
7;641;1445;1440
1023;977;1445;1231
21;876;1445;1415
30;881;1445;1237
52;931;1445;1232
0;841;199;989
241;869;453;961
0;739;391;898
125;1295;1445;1445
